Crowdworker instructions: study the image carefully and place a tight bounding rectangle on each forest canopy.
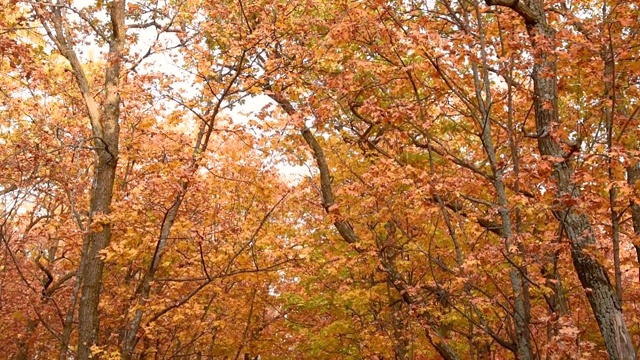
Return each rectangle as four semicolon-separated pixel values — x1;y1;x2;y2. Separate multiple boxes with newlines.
1;0;640;358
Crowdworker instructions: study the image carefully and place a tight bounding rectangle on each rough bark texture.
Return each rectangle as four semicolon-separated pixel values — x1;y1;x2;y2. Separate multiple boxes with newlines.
484;0;635;358
36;0;126;357
75;1;126;358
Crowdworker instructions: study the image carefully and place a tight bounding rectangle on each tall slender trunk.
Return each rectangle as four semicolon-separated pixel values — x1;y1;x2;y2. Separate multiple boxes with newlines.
121;68;230;357
602;23;622;302
58;237;87;359
470;3;533;355
628;162;640;279
121;189;185;359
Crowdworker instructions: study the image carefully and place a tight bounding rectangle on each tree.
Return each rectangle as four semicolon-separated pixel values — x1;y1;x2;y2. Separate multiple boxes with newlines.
250;0;640;357
1;0;640;358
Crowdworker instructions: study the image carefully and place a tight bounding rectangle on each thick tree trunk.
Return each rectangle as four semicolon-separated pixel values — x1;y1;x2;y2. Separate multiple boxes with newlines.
33;4;118;354
75;1;126;358
77;151;119;358
529;26;635;360
483;0;635;358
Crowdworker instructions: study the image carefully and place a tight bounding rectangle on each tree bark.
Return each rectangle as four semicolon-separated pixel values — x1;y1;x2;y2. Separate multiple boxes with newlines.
75;1;126;357
35;0;125;356
484;0;635;358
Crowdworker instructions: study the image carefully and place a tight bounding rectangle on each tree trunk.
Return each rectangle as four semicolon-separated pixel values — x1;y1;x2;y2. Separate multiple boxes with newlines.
484;0;635;358
37;0;126;354
75;1;126;357
77;150;119;358
627;162;640;280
